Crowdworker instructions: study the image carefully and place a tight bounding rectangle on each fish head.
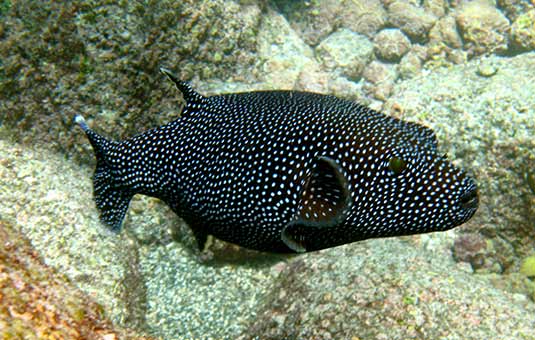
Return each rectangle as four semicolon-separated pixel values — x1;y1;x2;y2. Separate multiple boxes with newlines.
281;137;479;253
348;140;479;238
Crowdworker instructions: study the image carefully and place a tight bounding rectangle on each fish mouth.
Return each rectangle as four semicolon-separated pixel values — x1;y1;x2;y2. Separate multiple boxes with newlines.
459;186;478;210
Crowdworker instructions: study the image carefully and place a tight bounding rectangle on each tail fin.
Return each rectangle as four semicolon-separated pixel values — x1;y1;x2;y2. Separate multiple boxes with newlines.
74;115;132;232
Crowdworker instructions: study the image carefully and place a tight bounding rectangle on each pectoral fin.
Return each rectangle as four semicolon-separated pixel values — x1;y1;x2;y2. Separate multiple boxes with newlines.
281;156;351;252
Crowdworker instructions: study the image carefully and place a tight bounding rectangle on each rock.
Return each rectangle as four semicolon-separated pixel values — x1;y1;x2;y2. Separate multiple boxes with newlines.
510;10;535;52
0;220;150;340
476;58;499;77
453;233;489;269
373;28;412;62
399;46;427;79
316;29;374;81
273;0;386;45
447;48;469;64
497;0;535;22
455;0;510;56
363;61;398;100
0;141;148;329
0;139;278;340
363;61;397;84
387;1;438;42
239;239;535;339
0;0;263;164
339;0;387;37
424;0;448;18
429;14;463;49
327;77;369;104
256;9;319;89
425;19;469;65
271;0;340;46
296;68;331;93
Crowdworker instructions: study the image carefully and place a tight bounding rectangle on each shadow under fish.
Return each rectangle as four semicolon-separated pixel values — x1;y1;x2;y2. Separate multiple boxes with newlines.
74;68;478;254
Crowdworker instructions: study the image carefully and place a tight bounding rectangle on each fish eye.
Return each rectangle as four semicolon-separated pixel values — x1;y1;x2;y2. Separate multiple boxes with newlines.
388;157;407;175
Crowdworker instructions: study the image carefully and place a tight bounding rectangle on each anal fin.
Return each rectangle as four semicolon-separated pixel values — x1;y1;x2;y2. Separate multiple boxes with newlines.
93;160;132;232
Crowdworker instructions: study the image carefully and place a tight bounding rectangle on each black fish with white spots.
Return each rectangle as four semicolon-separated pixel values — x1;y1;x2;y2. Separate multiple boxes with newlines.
74;68;478;253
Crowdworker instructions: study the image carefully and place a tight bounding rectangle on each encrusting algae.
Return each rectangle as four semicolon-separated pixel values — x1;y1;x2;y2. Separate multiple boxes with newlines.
0;220;153;340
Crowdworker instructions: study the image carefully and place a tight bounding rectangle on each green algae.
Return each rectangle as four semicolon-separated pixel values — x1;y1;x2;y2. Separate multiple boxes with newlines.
520;256;535;277
527;170;535;195
0;0;10;16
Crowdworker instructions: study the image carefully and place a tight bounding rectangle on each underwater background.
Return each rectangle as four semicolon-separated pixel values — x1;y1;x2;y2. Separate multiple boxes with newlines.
0;0;534;339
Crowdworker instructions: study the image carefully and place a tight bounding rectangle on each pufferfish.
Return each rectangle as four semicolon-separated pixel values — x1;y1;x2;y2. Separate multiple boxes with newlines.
74;68;478;253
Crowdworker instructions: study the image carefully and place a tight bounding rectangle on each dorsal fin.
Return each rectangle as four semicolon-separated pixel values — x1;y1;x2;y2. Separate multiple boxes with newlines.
281;156;352;252
160;68;205;104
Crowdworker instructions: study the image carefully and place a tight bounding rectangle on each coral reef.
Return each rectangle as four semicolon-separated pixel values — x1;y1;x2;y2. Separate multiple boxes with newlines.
272;0;386;45
398;45;428;79
498;0;535;22
255;8;319;90
429;15;463;50
362;61;398;100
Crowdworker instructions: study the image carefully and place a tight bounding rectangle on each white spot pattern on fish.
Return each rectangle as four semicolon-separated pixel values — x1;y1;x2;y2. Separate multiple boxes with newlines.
74;69;478;253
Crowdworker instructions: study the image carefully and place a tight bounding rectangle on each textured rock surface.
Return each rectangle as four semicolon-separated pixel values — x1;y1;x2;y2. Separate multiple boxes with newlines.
386;0;438;42
497;0;535;22
373;28;411;62
316;28;374;81
0;140;149;328
362;61;399;100
429;15;463;49
256;9;319;90
0;219;152;340
338;0;387;38
0;0;263;162
238;239;535;340
399;45;428;79
510;9;535;52
273;0;386;45
424;0;448;17
453;232;489;269
455;0;510;56
271;0;338;46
